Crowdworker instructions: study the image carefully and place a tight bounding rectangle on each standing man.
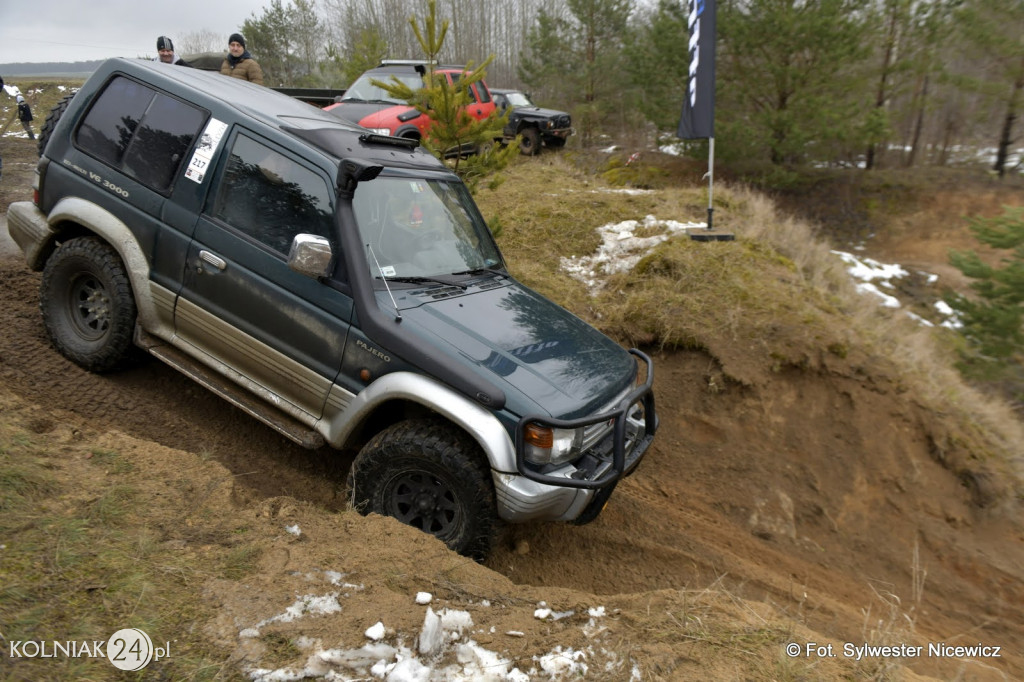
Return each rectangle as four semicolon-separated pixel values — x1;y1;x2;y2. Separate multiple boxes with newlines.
154;36;192;67
220;33;264;85
16;94;34;140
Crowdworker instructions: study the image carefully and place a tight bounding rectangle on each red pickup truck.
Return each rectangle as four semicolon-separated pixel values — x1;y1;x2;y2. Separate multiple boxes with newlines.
324;60;496;141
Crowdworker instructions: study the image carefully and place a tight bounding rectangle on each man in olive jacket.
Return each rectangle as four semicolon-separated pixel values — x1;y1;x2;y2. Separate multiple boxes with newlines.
220;33;264;85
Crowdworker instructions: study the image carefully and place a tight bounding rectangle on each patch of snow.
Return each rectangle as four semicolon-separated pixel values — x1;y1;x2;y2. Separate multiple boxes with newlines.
538;646;589;676
418;607;444;655
560;214;706;293
832;250;908;284
854;281;902;308
240;592;342;638
936;299;963;329
243;578;625;681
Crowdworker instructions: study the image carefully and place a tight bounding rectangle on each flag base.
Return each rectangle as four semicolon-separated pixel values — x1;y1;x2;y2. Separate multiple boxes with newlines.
689;230;735;242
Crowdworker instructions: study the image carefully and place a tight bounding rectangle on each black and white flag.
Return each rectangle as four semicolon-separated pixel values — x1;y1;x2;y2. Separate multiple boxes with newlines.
677;0;716;140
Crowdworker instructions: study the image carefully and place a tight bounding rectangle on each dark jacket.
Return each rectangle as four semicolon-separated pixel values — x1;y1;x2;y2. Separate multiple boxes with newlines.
17;102;32;122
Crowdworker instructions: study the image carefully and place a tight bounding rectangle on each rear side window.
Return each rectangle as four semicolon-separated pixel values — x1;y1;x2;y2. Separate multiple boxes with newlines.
76;76;206;191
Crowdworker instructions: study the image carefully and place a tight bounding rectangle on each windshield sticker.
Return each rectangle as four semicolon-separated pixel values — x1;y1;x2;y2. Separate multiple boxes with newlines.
185;118;228;184
380;265;397;277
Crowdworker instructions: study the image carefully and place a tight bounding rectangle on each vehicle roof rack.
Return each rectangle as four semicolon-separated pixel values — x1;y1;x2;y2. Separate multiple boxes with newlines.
380;59;435;66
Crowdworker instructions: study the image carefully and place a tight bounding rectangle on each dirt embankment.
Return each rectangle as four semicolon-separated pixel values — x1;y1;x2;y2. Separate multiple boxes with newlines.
1;135;1022;680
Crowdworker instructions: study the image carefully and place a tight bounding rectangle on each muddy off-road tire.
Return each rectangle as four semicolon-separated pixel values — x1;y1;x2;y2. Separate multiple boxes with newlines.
40;237;138;372
37;93;74;157
348;419;496;559
519;127;541;156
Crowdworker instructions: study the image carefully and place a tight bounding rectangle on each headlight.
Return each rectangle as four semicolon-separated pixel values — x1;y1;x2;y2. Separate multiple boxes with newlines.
523;423;582;466
369;127;392;136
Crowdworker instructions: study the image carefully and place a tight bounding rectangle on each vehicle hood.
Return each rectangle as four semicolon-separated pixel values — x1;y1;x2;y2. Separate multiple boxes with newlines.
510;105;571;122
391;280;635;419
326;101;423;128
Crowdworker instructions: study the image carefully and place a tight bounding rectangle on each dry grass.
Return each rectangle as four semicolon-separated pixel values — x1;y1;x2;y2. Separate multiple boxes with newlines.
0;415;229;681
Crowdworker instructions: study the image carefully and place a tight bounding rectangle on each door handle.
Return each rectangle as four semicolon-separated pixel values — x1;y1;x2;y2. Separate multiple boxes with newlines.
198;250;227;272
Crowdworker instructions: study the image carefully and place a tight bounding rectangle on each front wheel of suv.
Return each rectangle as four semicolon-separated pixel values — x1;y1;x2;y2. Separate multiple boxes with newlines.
518;127;541;156
40;237;138;372
347;419;496;560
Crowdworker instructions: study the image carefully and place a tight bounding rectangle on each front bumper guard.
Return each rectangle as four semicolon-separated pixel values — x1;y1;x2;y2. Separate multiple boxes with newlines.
514;349;658;490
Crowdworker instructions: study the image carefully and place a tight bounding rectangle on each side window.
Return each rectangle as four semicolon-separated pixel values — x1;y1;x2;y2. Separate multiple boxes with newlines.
76;76;206;191
212;134;334;256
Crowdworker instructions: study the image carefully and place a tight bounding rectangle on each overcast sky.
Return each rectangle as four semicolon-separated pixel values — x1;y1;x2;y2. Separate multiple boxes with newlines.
0;0;263;64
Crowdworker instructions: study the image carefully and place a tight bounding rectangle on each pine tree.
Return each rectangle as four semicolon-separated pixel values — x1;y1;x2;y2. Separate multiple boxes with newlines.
718;0;874;165
946;206;1024;383
622;0;689;132
955;0;1024;177
371;0;517;191
520;0;633;147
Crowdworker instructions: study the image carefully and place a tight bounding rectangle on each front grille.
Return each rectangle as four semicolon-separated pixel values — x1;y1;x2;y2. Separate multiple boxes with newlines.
580;383;634;452
582;419;614;451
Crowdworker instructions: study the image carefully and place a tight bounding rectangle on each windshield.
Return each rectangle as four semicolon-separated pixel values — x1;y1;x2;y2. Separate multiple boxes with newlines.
504;91;534;107
354;176;504;280
342;73;423;104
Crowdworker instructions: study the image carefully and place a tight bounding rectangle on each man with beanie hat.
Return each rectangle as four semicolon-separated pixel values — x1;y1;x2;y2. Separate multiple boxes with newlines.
154;36;192;67
220;33;264;85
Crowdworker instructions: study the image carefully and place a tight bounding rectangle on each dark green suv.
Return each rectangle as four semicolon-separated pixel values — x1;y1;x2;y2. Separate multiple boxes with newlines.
7;58;657;558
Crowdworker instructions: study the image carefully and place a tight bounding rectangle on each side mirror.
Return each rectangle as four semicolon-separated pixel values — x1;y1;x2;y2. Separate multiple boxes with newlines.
288;234;334;279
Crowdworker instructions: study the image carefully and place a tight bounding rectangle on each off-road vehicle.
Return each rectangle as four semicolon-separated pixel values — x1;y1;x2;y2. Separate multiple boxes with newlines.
7;58;657;558
491;89;573;155
324;60;497;142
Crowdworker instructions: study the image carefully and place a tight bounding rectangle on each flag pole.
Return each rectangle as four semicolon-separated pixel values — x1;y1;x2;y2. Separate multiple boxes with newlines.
679;0;732;242
706;137;714;231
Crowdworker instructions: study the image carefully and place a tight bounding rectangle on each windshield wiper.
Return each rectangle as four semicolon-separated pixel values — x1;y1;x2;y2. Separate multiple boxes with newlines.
450;266;506;277
377;275;468;290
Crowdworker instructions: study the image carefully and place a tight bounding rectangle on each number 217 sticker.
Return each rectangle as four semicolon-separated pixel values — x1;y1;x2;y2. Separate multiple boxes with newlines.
185;118;228;184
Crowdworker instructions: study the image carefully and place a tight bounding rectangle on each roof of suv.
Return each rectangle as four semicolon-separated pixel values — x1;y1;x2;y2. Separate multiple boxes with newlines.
360;61;469;77
91;58;446;170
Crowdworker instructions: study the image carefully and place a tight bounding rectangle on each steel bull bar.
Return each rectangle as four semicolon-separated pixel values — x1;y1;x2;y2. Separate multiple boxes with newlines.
514;349;658;493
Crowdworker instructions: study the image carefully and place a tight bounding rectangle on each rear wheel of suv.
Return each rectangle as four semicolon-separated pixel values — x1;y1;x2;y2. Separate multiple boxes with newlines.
519;127;541;156
40;237;138;372
348;419;496;559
